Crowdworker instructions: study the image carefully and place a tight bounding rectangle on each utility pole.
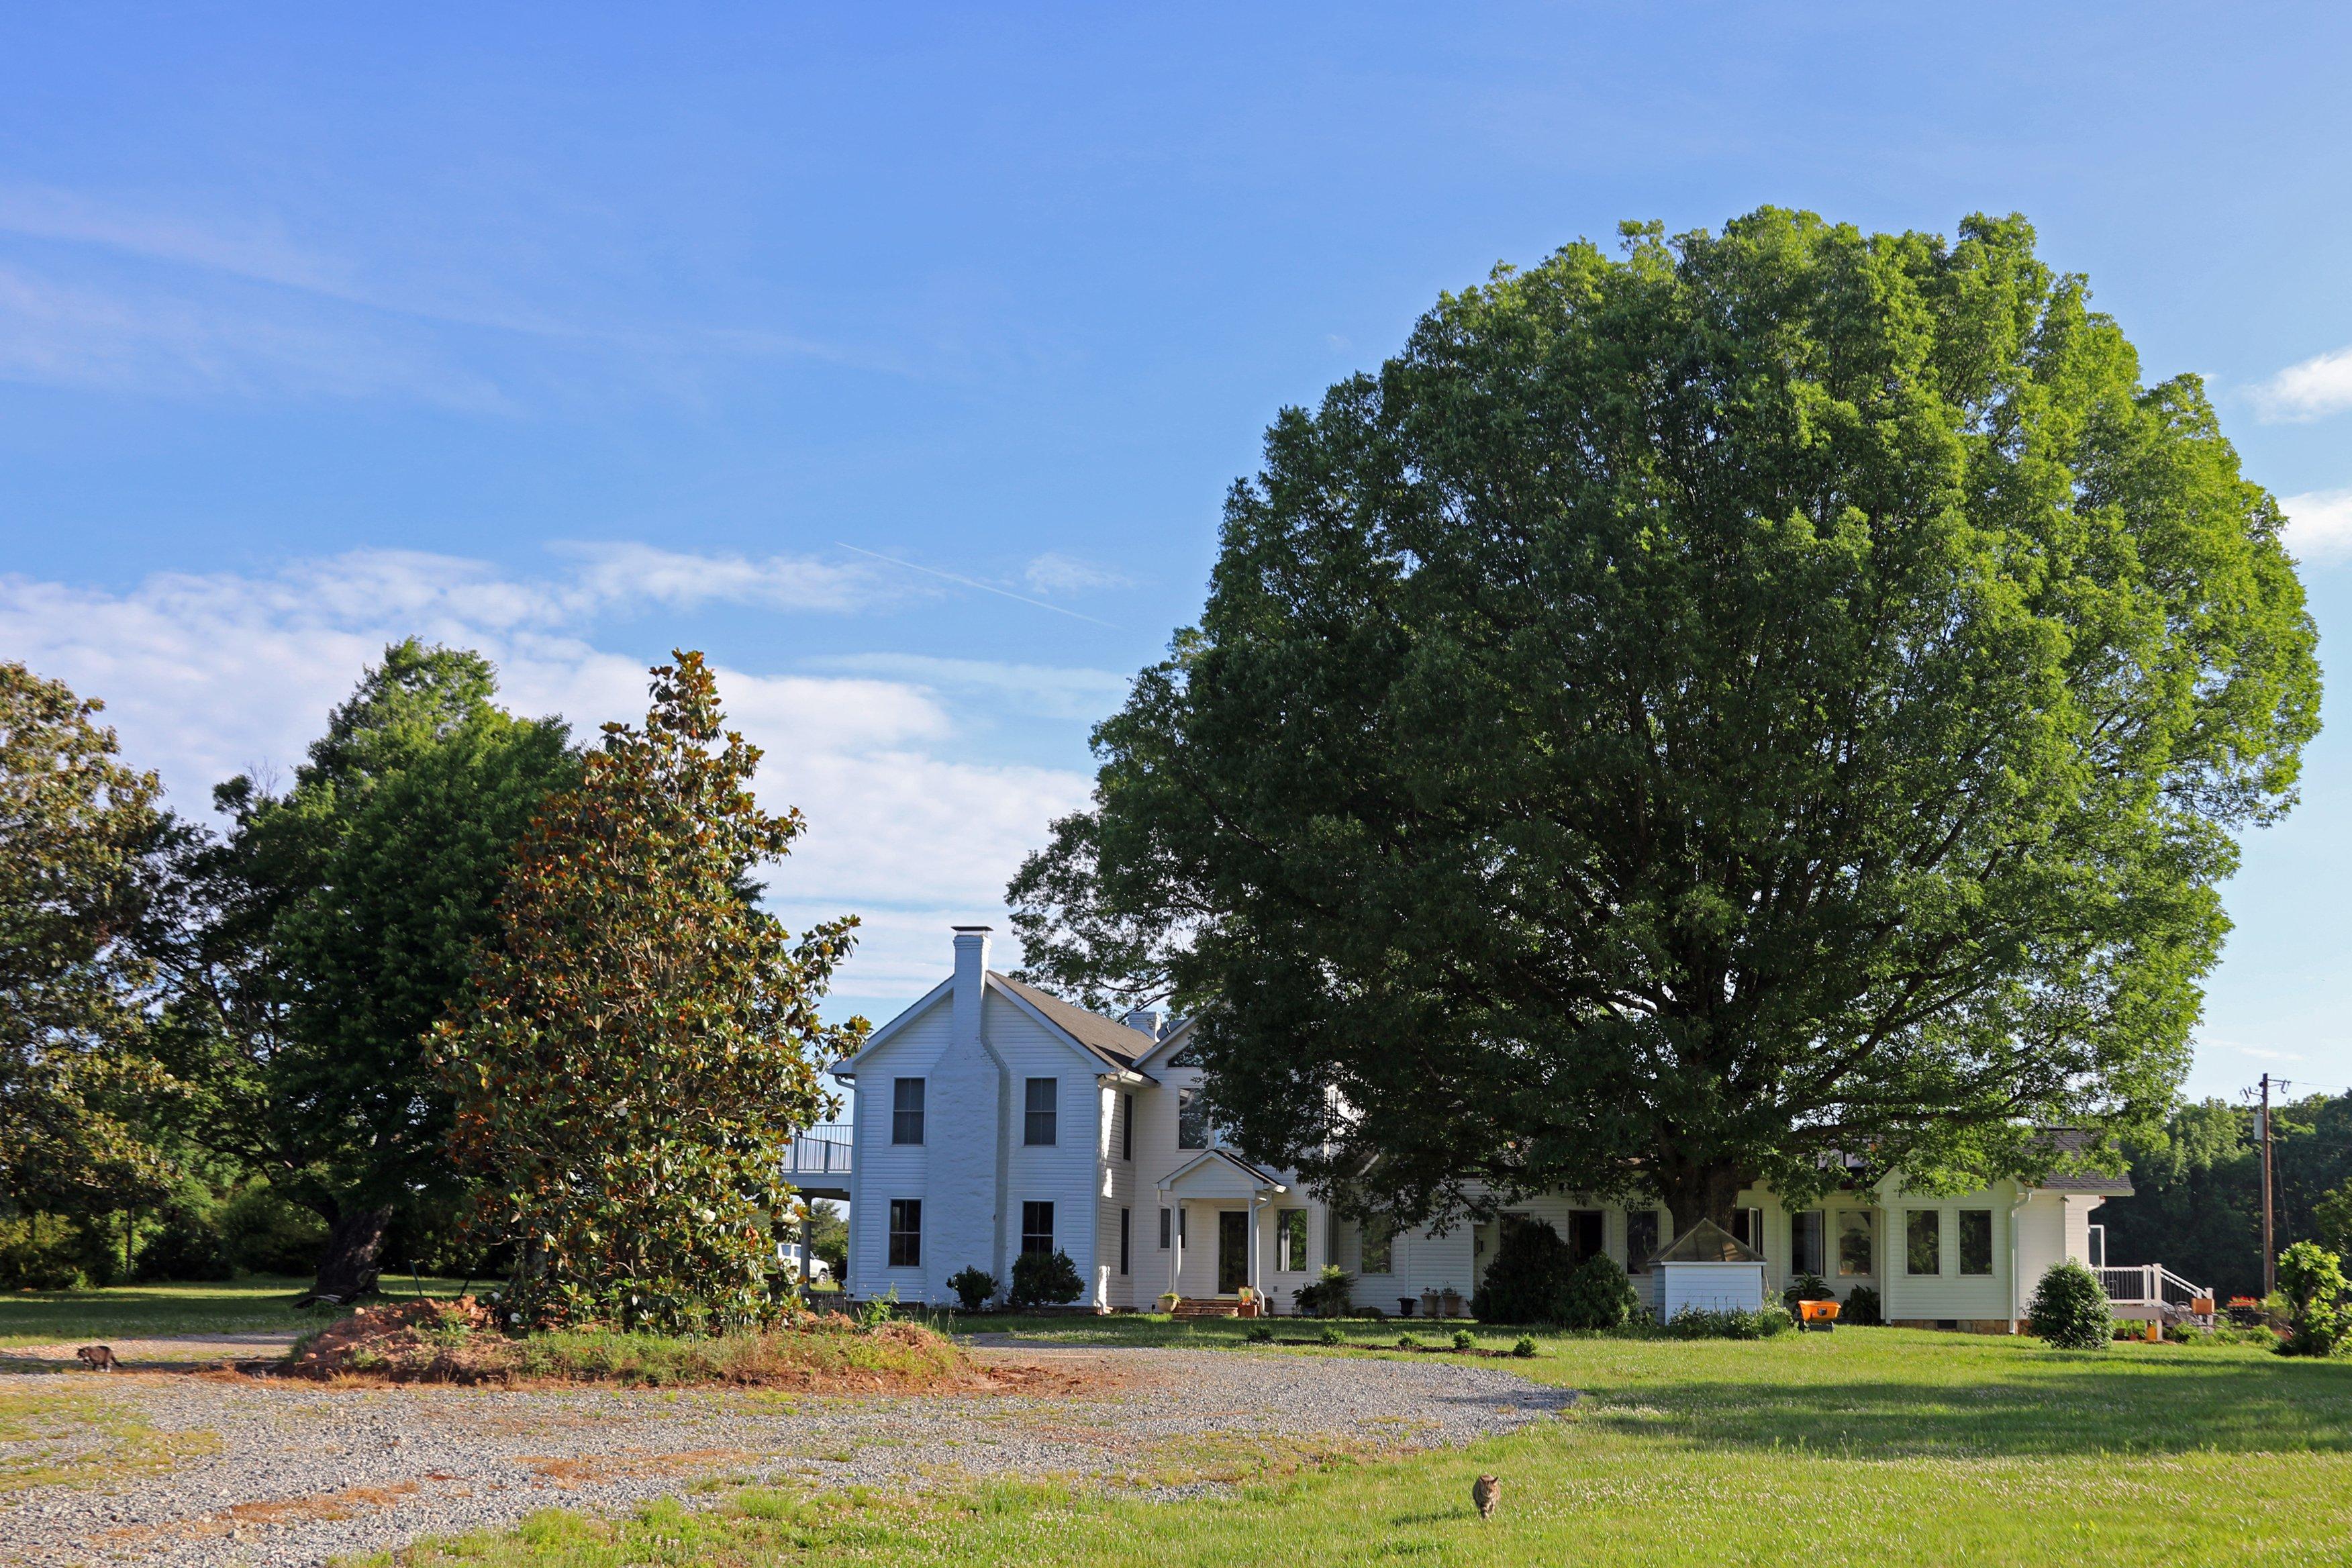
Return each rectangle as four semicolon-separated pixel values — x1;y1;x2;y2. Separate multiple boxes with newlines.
2259;1073;2275;1300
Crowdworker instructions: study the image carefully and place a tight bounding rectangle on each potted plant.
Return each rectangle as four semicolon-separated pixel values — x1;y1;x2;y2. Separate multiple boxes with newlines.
1420;1288;1442;1318
1440;1285;1464;1318
1236;1285;1259;1318
1156;1291;1181;1314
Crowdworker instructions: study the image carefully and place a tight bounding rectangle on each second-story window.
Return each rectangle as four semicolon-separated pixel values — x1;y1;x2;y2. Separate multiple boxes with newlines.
1177;1085;1208;1150
1121;1093;1134;1161
1024;1077;1058;1145
891;1077;925;1144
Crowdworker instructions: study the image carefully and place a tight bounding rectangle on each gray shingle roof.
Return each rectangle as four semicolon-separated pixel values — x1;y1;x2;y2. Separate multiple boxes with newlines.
991;973;1157;1073
2031;1128;2134;1195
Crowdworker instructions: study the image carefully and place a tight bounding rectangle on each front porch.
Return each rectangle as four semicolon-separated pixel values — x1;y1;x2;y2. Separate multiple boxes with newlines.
1155;1148;1291;1308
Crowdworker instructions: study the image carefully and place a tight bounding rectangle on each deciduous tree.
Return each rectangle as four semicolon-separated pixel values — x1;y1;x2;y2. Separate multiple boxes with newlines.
1010;209;2321;1234
158;641;577;1298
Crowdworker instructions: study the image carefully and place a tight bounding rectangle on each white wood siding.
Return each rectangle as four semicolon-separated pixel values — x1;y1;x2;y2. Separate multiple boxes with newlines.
986;991;1106;1306
847;995;951;1300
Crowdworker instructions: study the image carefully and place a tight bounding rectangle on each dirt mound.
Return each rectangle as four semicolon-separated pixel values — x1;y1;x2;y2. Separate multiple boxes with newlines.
272;1301;985;1392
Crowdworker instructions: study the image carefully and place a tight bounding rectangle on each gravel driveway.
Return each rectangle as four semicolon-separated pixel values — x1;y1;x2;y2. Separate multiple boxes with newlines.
1;1344;1572;1567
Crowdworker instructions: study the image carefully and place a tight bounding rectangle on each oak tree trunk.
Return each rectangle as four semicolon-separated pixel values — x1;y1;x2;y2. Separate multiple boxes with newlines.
309;1206;390;1302
1655;1162;1746;1239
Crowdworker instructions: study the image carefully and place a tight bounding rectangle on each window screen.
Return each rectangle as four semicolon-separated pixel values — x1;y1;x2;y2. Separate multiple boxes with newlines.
891;1077;924;1144
1836;1210;1874;1277
1959;1210;1994;1275
1360;1216;1394;1275
1626;1210;1661;1274
1277;1208;1308;1271
1024;1077;1057;1146
1791;1211;1824;1277
887;1199;922;1267
1177;1086;1208;1150
1906;1210;1941;1275
1021;1200;1055;1257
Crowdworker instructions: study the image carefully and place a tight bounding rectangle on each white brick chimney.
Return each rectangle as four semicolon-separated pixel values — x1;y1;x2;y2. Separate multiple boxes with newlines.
929;926;1005;1298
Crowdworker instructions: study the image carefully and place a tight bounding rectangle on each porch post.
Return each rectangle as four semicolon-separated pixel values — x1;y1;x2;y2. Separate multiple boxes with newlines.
1248;1193;1263;1302
1169;1202;1181;1301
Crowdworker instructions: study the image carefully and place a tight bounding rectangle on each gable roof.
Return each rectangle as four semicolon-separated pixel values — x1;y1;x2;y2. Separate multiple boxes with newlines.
1135;1012;1199;1070
1653;1218;1765;1265
990;973;1157;1075
2029;1128;2133;1195
1157;1146;1289;1193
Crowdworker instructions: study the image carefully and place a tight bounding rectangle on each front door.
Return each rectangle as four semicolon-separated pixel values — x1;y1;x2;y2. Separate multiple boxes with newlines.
1218;1210;1250;1294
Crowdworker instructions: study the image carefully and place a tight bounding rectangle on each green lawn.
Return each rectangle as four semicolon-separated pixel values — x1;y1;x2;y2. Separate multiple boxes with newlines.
355;1322;2352;1568
0;1275;469;1349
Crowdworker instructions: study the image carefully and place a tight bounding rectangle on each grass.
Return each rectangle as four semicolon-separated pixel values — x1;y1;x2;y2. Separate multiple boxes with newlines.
0;1275;470;1349
0;1386;219;1495
349;1323;2352;1568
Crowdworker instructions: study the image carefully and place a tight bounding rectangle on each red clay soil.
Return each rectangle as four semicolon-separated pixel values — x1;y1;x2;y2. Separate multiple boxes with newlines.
264;1298;1114;1395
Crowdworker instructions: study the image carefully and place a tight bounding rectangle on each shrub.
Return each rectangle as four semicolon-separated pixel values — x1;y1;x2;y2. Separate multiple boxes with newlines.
1781;1271;1834;1312
1469;1220;1576;1324
1664;1306;1793;1340
946;1267;999;1313
1008;1248;1083;1308
2275;1240;2348;1359
0;1213;101;1290
1452;1328;1475;1350
1246;1323;1274;1342
1562;1253;1642;1330
1841;1285;1883;1326
1318;1324;1344;1346
1512;1336;1538;1358
2027;1261;2112;1350
1395;1332;1422;1350
1294;1264;1357;1318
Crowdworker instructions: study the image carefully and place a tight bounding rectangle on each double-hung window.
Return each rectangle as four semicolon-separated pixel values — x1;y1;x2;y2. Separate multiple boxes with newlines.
1906;1210;1942;1275
1360;1216;1394;1275
891;1078;925;1144
887;1199;922;1267
1277;1208;1309;1271
1959;1210;1994;1275
1625;1210;1662;1274
1836;1210;1874;1277
1121;1093;1134;1161
1790;1210;1824;1277
1159;1208;1171;1249
1119;1208;1131;1275
1021;1201;1055;1257
1024;1077;1058;1146
1177;1086;1208;1150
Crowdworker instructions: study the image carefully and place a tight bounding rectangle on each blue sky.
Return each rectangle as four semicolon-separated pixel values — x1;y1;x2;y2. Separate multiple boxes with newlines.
3;3;2348;1104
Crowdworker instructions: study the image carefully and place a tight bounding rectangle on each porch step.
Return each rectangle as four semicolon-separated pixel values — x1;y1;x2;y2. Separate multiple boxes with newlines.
1167;1297;1257;1318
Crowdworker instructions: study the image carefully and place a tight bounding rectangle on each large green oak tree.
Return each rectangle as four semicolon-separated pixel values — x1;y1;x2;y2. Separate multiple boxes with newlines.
1010;210;2321;1234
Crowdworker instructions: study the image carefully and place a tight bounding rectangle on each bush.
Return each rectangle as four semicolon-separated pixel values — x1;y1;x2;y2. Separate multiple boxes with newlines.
1452;1328;1475;1350
1008;1248;1083;1308
2027;1261;2112;1350
0;1212;103;1290
2275;1240;2348;1359
1396;1332;1422;1349
1562;1253;1641;1330
1841;1285;1883;1326
1318;1324;1344;1346
1663;1306;1793;1340
1294;1264;1356;1318
1781;1271;1834;1312
1512;1335;1538;1357
1246;1323;1274;1342
946;1267;999;1313
1469;1220;1577;1324
218;1187;330;1276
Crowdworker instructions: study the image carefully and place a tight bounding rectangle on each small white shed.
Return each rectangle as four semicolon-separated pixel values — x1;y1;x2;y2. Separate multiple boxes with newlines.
1648;1219;1768;1320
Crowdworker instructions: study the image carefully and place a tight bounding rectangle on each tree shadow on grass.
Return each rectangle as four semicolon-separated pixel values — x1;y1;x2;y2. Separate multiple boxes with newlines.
1585;1354;2352;1457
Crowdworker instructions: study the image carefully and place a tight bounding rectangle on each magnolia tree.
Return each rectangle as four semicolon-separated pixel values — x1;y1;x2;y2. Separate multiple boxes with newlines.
1010;209;2321;1235
435;652;867;1330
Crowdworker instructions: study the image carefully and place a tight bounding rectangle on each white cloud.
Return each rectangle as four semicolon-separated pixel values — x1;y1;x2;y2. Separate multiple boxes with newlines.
1023;551;1133;596
0;546;1090;1015
805;652;1129;721
0;262;509;409
2280;489;2352;563
2253;344;2352;422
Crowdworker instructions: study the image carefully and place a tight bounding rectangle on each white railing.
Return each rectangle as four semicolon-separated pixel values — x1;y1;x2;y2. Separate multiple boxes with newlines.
781;1123;853;1181
2098;1264;2210;1316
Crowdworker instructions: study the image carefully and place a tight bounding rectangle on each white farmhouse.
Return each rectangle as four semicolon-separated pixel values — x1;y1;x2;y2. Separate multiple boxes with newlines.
828;928;2194;1330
